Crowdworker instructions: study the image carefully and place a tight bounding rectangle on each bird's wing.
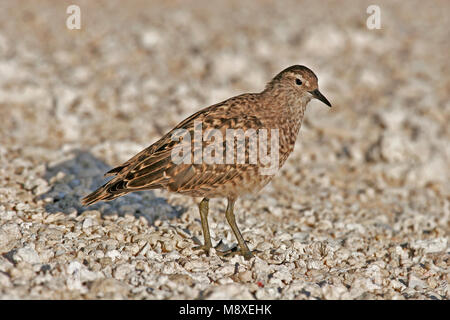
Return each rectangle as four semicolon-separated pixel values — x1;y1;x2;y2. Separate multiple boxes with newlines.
104;94;265;194
104;102;218;178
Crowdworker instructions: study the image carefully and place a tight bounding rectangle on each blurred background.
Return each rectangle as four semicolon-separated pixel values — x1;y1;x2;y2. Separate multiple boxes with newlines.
0;0;448;299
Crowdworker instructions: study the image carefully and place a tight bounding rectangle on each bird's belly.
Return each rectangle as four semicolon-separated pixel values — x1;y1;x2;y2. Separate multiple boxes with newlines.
173;165;275;199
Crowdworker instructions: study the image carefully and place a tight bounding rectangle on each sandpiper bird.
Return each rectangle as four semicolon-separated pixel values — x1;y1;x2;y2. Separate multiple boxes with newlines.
82;65;331;259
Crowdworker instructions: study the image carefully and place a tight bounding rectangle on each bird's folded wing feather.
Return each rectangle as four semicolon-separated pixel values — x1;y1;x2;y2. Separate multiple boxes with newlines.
103;94;266;193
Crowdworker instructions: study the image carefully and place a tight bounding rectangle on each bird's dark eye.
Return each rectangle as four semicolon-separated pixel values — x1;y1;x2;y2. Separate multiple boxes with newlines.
295;79;302;85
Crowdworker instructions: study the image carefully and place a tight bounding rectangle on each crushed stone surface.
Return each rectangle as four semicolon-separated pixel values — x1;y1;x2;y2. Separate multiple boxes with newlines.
0;0;448;299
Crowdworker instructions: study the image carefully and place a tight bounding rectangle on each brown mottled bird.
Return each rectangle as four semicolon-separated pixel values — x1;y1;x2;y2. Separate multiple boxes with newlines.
82;65;331;259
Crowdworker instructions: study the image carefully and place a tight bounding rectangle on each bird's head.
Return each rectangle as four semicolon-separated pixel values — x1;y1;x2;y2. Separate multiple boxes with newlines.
265;65;331;108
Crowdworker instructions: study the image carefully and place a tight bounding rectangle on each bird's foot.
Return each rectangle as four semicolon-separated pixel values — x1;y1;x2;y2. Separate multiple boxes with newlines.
218;247;255;260
193;240;257;260
214;240;256;260
193;242;233;257
193;244;213;256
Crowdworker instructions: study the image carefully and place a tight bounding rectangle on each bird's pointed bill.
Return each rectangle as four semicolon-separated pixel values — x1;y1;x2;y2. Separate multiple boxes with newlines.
310;89;331;107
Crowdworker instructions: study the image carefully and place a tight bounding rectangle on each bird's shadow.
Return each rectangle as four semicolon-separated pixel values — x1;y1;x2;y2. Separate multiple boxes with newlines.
39;150;185;224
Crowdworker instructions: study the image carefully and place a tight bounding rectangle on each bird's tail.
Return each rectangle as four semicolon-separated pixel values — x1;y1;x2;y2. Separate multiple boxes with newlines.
81;181;125;206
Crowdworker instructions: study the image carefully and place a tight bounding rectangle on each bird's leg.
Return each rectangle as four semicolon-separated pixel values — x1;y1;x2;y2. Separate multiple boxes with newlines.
224;197;253;260
193;198;212;254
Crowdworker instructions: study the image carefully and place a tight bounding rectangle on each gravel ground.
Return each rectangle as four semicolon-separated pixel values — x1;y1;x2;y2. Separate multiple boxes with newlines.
0;0;448;299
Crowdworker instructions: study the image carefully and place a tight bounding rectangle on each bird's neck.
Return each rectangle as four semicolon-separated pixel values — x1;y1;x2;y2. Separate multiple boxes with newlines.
260;88;308;124
259;88;308;165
